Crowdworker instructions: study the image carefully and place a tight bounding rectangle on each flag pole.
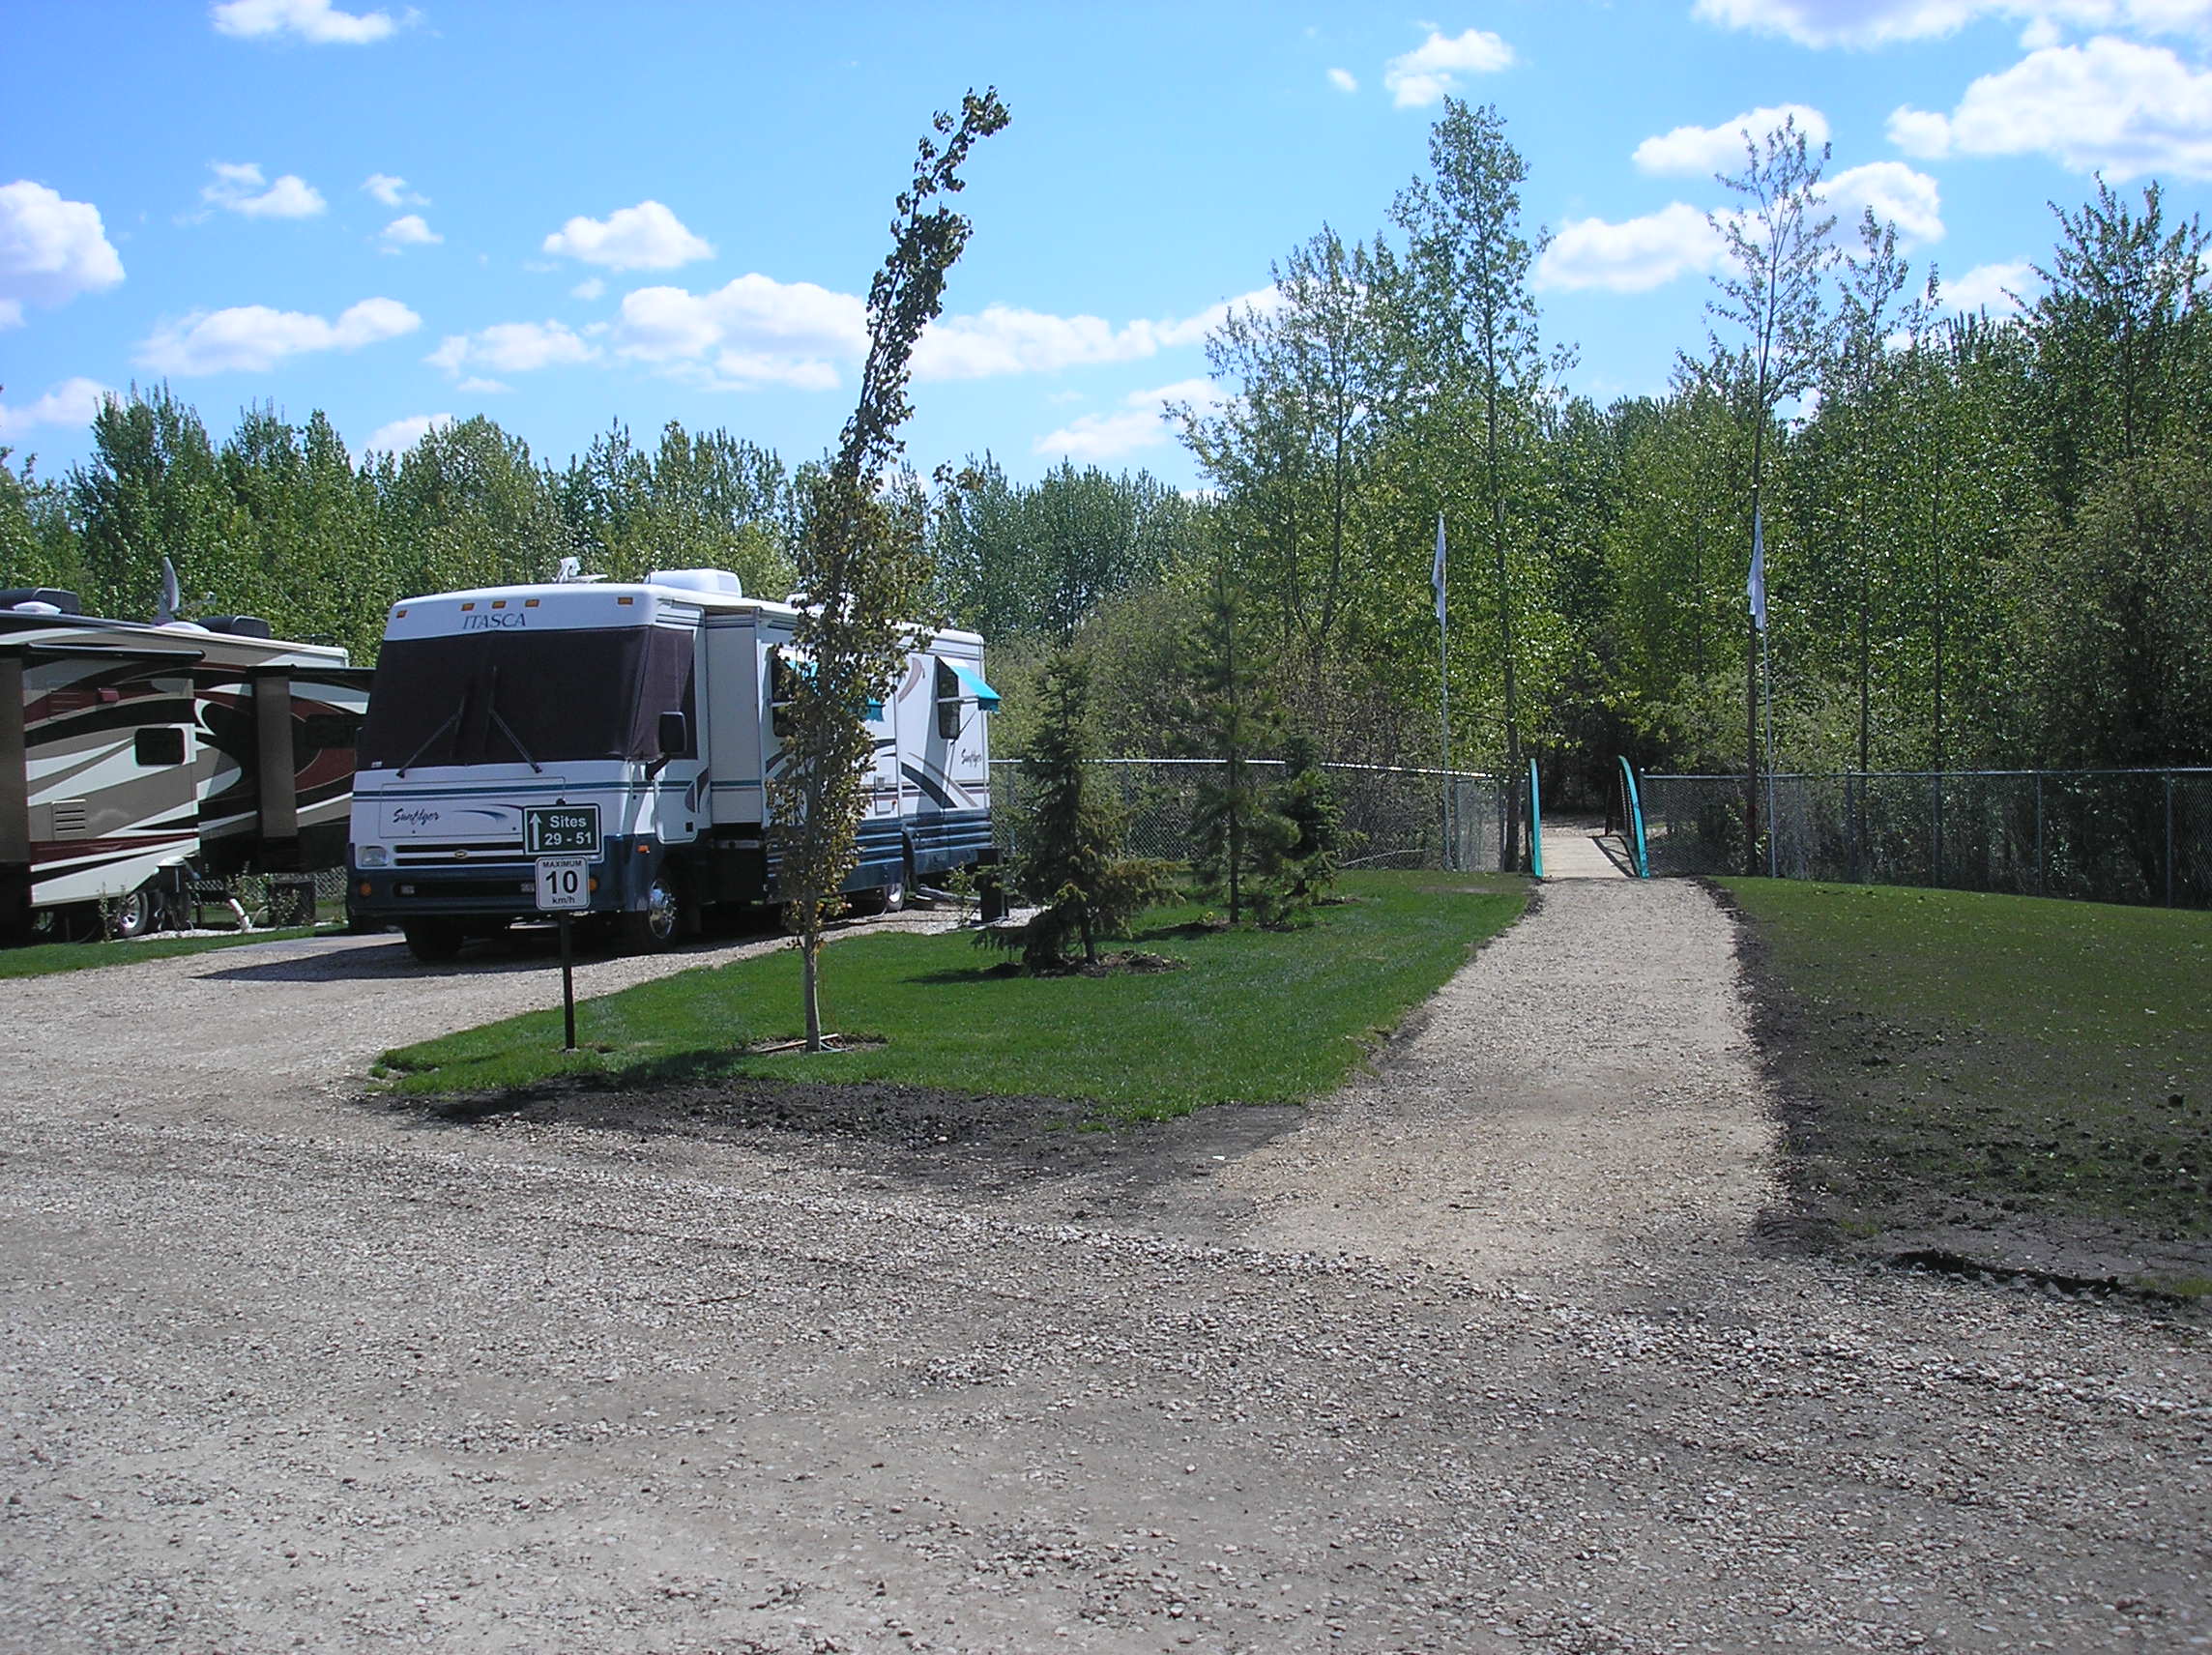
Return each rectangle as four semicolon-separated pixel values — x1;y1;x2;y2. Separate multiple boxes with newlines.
1748;508;1772;877
1434;513;1451;871
1761;623;1777;877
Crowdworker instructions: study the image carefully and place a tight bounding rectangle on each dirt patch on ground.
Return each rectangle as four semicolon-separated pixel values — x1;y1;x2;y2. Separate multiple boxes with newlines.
370;1071;1304;1221
1709;877;2212;1303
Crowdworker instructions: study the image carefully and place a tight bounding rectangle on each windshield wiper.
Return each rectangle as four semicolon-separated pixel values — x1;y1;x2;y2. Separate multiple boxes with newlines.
483;667;542;772
395;708;461;777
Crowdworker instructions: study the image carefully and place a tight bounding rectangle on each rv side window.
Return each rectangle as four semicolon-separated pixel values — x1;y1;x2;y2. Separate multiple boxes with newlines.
297;712;361;751
770;651;795;740
135;726;186;767
935;659;961;740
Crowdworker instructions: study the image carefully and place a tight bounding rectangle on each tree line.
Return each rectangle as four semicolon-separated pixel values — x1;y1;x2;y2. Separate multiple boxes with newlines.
6;99;2206;798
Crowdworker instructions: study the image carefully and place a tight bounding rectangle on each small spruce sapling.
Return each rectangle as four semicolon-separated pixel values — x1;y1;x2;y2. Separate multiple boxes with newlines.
994;648;1170;970
1265;731;1343;917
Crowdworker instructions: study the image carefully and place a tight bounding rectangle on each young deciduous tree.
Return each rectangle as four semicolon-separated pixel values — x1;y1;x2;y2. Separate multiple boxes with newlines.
1392;100;1553;865
1684;113;1837;870
1179;560;1284;924
769;87;1009;1051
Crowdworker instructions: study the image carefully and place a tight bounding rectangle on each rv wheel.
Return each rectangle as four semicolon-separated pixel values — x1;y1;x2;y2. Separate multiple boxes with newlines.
402;920;467;963
110;886;160;941
621;872;683;952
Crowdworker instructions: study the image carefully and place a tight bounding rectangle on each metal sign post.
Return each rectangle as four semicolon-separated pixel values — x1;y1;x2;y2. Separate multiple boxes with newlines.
535;855;591;1052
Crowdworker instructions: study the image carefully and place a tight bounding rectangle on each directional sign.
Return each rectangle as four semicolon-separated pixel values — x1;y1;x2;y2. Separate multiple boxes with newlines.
535;856;592;911
523;803;599;855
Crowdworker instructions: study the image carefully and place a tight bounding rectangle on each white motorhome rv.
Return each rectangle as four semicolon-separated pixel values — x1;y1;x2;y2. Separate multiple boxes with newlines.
0;588;371;941
346;567;996;961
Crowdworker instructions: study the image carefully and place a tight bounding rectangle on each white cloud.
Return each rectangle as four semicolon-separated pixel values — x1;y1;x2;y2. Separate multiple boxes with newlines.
137;297;420;374
597;269;1266;392
1943;257;2040;311
1886;106;1957;154
570;276;605;301
362;172;425;207
0;377;114;440
0;181;125;327
360;413;451;456
1327;67;1358;93
1382;27;1517;108
202;160;326;219
1821;160;1945;243
1887;37;2212;176
1634;103;1832;174
1691;0;2212;48
454;376;510;393
211;0;403;44
542;200;713;271
376;214;439;251
1536;203;1728;292
608;273;866;388
913;287;1278;381
1033;378;1220;462
425;319;597;377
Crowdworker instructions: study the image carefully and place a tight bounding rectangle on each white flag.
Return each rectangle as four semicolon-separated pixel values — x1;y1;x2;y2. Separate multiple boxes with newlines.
1747;508;1767;633
1432;514;1447;628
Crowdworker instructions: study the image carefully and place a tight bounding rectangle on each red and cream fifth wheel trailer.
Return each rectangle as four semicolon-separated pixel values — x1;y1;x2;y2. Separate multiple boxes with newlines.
0;587;372;941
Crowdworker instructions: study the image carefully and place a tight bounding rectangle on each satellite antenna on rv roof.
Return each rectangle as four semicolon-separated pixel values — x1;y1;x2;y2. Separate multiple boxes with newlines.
156;557;181;624
554;556;603;584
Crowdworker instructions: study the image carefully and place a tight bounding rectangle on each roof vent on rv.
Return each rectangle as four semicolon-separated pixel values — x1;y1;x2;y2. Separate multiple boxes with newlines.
200;615;275;639
2;587;83;615
648;568;743;598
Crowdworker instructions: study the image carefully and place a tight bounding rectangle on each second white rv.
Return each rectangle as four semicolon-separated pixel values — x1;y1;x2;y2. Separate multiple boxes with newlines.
345;567;996;960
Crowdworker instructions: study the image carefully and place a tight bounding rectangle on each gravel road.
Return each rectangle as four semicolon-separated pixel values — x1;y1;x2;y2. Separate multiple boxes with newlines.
3;886;2205;1654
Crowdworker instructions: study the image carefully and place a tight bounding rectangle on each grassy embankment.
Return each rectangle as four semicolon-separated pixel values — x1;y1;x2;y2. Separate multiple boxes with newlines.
378;871;1528;1118
1720;878;2210;1291
0;925;331;980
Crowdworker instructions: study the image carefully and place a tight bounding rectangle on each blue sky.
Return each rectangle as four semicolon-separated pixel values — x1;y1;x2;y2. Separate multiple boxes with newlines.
4;1;2209;493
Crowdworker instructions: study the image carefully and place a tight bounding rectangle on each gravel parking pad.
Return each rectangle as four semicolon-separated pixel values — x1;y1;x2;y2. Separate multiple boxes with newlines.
3;889;2205;1652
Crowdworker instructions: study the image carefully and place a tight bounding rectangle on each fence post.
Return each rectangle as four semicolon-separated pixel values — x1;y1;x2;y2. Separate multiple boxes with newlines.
2167;772;2176;909
2034;771;2045;897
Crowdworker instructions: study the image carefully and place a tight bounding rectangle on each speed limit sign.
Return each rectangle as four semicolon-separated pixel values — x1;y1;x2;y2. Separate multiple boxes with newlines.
535;856;591;911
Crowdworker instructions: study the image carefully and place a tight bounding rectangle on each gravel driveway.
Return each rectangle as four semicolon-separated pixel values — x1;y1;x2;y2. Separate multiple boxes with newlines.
2;887;2204;1654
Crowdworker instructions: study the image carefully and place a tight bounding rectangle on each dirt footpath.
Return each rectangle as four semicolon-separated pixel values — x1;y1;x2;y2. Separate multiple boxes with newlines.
1;890;2205;1654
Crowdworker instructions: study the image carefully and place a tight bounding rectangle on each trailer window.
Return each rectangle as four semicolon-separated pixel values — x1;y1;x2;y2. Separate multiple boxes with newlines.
359;627;683;769
134;727;186;767
935;658;962;740
296;712;361;751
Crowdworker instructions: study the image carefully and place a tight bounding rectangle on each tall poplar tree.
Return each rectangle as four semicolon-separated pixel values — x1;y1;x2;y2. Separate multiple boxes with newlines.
1392;100;1550;866
769;87;1009;1052
1684;114;1836;871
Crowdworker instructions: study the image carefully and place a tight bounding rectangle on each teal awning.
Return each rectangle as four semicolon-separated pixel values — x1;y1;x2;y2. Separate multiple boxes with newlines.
944;657;1000;711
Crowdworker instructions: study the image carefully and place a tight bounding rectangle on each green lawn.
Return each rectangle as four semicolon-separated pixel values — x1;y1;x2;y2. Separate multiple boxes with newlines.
1719;879;2212;1274
0;925;332;979
379;871;1528;1118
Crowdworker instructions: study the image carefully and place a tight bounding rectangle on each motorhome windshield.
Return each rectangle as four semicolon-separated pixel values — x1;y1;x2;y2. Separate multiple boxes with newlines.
358;626;694;769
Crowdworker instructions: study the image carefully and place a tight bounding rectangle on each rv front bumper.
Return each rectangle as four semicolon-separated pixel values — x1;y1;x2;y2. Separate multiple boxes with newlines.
346;836;668;924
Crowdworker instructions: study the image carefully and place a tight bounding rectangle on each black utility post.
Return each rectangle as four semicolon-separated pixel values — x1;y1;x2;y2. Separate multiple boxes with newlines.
534;853;591;1053
558;912;576;1051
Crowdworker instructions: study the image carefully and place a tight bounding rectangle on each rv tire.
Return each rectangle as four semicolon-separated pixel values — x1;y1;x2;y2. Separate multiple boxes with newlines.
621;871;683;952
110;886;161;941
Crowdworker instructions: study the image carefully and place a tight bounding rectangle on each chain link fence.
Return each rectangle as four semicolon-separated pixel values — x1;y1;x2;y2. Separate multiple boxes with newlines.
993;760;1507;874
1640;769;2212;909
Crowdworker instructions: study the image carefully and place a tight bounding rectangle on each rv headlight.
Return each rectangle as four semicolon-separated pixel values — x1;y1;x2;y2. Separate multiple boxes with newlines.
359;844;391;868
